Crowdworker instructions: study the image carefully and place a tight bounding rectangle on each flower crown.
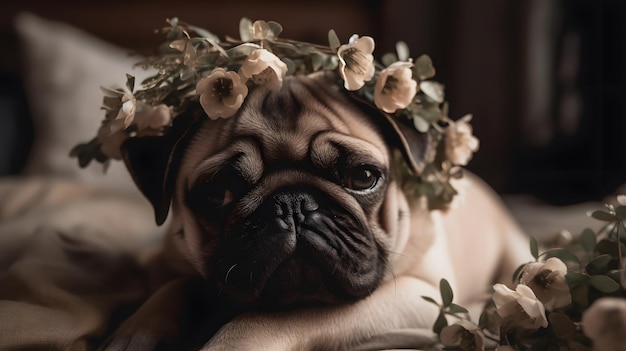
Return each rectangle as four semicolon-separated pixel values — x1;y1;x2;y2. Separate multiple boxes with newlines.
71;17;479;209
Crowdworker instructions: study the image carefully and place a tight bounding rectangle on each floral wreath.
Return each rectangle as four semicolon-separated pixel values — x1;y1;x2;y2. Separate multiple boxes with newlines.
71;17;479;209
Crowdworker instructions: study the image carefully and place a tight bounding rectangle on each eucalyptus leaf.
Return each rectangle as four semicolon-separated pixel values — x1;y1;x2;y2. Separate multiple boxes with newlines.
565;271;588;288
239;17;253;42
415;54;435;80
589;210;619;222
589;275;621;293
327;29;340;51
447;303;468;314
179;67;195;81
433;311;448;334
311;53;324;71
512;263;528;283
595;238;621;258
579;228;597;252
439;279;454;307
413;115;431;133
396;41;410;61
543;248;580;265
382;52;398;67
188;25;220;42
268;21;283;39
416;105;442;123
585;254;612;275
530;236;539;260
421;295;440;307
226;43;261;58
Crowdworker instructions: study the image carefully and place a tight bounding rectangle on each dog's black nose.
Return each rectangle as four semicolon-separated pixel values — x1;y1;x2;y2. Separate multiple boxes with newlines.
273;191;319;229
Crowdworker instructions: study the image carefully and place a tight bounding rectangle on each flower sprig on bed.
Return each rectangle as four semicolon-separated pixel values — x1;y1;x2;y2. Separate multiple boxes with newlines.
424;195;626;351
70;17;479;209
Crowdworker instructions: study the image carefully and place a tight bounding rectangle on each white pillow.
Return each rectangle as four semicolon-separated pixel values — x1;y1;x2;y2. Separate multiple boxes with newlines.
15;13;155;195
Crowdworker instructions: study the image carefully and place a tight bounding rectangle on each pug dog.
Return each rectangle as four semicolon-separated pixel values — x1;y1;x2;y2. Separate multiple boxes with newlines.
104;71;531;351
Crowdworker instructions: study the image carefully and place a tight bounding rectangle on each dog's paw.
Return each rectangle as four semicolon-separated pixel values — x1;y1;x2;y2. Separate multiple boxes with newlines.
199;314;311;351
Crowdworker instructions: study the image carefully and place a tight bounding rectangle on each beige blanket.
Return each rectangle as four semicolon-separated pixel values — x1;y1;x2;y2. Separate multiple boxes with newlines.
0;176;163;350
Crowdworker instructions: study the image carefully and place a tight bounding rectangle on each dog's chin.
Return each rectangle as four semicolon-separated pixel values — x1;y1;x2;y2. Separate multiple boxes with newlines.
204;192;387;306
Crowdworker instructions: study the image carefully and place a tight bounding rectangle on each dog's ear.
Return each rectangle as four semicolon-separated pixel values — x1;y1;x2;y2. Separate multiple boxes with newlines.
121;106;201;225
347;93;434;175
379;113;435;175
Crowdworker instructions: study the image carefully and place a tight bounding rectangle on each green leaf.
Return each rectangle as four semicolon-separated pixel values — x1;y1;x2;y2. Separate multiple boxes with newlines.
439;279;453;307
565;271;588;288
413;115;430;133
590;210;619;222
530;236;539;260
586;254;612;275
579;228;597;252
395;41;410;61
327;29;340;51
188;25;220;42
421;295;440;307
415;54;435;80
381;52;398;67
512;263;528;283
447;303;468;314
310;53;324;71
596;238;621;258
433;311;448;334
589;275;621;293
267;21;283;39
543;248;580;265
239;17;253;41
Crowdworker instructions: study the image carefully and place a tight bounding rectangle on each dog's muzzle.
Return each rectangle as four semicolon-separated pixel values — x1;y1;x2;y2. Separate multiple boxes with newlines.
209;188;385;306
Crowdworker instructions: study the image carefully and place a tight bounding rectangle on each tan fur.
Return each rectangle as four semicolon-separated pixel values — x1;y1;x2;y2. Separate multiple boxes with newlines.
106;74;531;351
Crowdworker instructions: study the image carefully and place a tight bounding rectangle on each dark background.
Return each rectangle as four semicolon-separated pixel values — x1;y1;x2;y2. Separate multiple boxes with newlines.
1;0;624;205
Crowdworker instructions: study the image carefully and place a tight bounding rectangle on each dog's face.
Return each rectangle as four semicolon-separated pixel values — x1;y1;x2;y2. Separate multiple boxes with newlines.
123;72;430;306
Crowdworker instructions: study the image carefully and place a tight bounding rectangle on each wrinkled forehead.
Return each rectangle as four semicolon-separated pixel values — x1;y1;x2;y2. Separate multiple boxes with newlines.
181;74;390;187
231;74;383;162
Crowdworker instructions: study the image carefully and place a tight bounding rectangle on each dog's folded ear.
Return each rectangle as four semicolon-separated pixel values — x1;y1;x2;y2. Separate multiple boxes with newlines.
379;113;435;175
121;105;201;225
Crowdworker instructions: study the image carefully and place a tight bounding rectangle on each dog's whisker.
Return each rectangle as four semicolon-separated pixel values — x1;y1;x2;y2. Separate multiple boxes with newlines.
224;263;238;285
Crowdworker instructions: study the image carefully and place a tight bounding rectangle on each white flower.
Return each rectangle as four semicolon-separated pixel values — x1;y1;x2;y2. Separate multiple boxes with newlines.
239;48;288;90
445;114;480;166
196;68;249;119
134;103;172;132
374;61;418;113
520;257;572;311
492;284;548;330
337;34;375;91
96;124;128;160
440;320;485;351
101;86;136;133
582;297;626;351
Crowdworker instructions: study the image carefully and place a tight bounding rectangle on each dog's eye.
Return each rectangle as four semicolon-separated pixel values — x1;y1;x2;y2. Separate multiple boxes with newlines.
344;165;380;191
205;187;234;208
189;168;245;210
